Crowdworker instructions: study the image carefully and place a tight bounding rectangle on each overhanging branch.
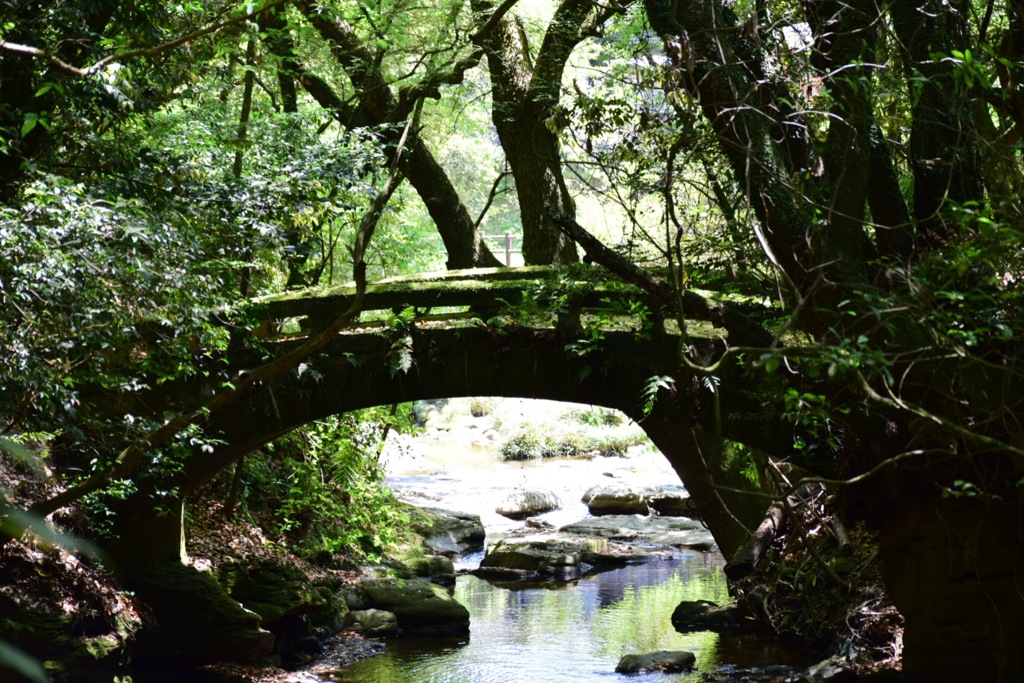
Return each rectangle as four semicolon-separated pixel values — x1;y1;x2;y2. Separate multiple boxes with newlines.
548;210;774;348
0;0;287;78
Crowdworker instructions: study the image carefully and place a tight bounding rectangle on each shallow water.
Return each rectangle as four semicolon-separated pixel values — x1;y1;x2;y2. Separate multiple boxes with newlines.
323;554;810;682
323;416;813;682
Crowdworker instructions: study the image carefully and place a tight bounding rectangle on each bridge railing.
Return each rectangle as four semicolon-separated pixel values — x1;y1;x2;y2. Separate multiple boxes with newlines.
246;266;669;340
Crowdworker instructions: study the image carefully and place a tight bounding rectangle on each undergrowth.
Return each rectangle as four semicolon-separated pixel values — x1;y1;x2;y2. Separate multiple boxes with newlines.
732;486;903;674
228;408;416;563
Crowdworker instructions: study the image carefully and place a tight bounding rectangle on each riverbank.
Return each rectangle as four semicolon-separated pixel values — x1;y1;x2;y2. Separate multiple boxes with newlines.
1;398;903;682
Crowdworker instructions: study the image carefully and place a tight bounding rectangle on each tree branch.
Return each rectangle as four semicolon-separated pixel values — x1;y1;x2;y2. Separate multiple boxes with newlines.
0;0;287;78
548;210;774;347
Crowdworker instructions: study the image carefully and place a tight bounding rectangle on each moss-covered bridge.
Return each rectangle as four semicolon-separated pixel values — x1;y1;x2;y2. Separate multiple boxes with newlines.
97;266;779;574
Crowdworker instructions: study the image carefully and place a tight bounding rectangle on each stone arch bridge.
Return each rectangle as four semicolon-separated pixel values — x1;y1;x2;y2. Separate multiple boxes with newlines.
101;267;777;573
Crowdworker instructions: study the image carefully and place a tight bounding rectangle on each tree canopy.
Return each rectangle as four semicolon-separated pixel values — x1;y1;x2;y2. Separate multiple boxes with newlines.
2;0;1023;679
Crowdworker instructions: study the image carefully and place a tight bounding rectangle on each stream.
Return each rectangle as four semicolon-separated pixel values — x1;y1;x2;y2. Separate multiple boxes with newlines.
323;401;814;681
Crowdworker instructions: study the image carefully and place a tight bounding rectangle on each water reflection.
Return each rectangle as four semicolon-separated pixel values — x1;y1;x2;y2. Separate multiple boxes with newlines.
324;553;808;683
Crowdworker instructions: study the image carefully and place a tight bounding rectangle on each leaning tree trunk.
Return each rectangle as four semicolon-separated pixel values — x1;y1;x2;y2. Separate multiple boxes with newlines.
296;2;503;270
640;419;768;560
471;0;622;265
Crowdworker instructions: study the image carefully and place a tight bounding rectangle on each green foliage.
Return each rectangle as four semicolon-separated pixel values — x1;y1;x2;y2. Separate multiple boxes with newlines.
642;375;676;416
564;406;625;427
263;409;414;562
0;175;235;457
383;307;417;377
82;479;139;539
498;413;647;461
499;428;545;461
0;640;48;683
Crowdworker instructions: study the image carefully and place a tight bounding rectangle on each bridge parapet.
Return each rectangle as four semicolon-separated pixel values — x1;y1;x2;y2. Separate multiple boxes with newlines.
246;266;670;340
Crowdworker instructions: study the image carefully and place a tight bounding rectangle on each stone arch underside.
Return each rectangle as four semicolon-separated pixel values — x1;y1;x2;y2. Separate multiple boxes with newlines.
175;325;771;557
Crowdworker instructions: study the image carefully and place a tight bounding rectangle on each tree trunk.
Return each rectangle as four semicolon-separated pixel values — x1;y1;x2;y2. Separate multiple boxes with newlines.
108;495;186;579
471;0;621;265
640;419;766;559
496;113;579;265
296;2;502;269
879;493;1024;682
890;0;984;248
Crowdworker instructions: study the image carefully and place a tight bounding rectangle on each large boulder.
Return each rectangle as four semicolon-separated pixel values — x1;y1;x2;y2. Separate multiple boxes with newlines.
476;536;587;581
583;483;649;515
356;578;469;636
411;507;486;556
130;563;274;664
646;485;696;517
496;488;561;520
217;559;332;626
583;484;693;517
615;650;696;674
216;559;346;664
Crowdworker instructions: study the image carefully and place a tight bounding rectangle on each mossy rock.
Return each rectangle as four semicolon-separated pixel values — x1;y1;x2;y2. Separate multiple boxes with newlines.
0;594;139;683
476;537;587;581
217;559;329;626
130;563;274;663
401;554;456;586
356;578;469;636
410;507;485;556
615;650;695;674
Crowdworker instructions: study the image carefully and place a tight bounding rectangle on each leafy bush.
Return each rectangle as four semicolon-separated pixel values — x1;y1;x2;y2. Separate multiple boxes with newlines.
468;397;495;417
500;429;545;461
565;406;627;427
252;408;414;563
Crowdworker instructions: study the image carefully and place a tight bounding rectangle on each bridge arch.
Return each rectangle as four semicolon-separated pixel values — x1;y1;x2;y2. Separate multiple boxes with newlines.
177;325;767;558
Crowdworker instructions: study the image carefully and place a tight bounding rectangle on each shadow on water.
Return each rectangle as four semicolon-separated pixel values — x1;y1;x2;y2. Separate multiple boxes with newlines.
323;553;815;683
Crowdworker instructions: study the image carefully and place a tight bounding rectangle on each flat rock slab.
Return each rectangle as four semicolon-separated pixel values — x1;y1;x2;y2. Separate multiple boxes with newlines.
583;483;693;517
616;650;696;674
559;515;716;551
477;535;587;581
475;534;666;582
672;599;749;633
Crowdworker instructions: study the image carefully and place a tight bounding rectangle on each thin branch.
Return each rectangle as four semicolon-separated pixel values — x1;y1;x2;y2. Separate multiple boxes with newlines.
474;169;511;228
0;0;287;78
548;211;775;348
855;371;1024;462
472;0;523;43
713;448;957;501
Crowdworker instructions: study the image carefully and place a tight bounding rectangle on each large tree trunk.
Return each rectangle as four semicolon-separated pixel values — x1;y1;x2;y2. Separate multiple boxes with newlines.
296;2;502;269
471;0;621;265
879;492;1024;682
643;0;1024;679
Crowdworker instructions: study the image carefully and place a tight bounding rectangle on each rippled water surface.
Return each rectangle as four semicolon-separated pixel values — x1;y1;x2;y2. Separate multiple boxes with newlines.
325;555;809;683
324;403;812;682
